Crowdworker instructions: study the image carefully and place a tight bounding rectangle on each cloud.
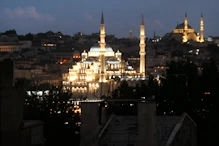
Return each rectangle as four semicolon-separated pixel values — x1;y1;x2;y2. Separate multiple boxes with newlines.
153;20;164;28
3;6;54;22
145;19;164;29
84;13;96;23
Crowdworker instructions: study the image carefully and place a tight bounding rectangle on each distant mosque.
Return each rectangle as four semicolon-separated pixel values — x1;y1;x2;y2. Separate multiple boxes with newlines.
162;13;204;43
62;12;146;98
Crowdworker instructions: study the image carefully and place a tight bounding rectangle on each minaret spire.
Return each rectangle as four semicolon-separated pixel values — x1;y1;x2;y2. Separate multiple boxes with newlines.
184;12;188;29
183;12;188;43
141;14;144;25
139;13;146;78
101;11;104;24
200;12;204;42
99;11;106;83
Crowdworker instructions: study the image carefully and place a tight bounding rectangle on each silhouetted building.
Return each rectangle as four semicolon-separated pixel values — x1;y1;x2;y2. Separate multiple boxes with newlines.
0;59;44;146
0;59;23;146
80;101;197;146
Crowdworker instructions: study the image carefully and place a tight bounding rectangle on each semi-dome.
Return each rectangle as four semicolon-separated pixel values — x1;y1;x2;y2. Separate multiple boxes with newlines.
106;58;120;64
83;57;96;64
88;43;115;57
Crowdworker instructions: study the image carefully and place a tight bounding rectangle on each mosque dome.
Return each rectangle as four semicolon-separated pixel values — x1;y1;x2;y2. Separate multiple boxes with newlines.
106;58;120;64
88;43;115;57
83;57;96;64
175;23;193;29
82;50;87;55
115;50;122;55
73;50;80;54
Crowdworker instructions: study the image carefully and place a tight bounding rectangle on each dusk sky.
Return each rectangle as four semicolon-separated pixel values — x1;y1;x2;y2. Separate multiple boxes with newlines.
0;0;218;38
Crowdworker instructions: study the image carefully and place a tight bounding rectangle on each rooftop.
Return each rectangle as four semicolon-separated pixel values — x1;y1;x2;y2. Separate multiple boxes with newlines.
22;120;44;129
99;115;182;146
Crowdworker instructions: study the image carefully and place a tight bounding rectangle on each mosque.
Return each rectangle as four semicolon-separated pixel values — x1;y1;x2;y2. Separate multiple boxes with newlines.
162;13;204;43
62;12;146;98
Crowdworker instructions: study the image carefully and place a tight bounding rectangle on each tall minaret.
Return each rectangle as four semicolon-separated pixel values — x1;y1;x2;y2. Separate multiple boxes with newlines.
99;12;106;82
153;30;156;42
183;13;188;43
139;14;146;78
184;12;188;30
200;13;204;43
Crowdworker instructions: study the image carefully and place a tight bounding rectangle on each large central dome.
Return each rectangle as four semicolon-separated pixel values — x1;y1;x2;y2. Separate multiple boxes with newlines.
88;43;115;57
175;23;193;29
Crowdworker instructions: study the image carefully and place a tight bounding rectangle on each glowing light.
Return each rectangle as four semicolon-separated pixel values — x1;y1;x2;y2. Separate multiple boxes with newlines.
204;92;210;95
86;77;93;81
130;103;134;106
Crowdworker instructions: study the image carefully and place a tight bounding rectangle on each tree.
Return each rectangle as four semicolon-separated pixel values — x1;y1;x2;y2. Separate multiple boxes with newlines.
158;59;219;145
23;84;80;145
3;29;17;35
117;80;136;99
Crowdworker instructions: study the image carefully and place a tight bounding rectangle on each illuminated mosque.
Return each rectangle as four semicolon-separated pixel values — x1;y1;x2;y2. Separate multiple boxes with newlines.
163;13;204;43
62;12;146;98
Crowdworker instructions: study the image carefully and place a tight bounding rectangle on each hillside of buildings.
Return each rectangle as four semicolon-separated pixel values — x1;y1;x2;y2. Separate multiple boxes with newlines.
1;28;219;146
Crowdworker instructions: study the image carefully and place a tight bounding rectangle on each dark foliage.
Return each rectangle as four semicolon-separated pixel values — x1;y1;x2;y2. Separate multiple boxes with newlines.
109;59;218;146
23;83;80;146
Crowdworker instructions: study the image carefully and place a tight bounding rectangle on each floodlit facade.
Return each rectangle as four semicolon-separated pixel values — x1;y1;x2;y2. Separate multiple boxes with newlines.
62;12;146;98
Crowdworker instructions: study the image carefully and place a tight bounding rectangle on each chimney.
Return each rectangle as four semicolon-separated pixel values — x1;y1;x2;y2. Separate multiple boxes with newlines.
138;101;156;146
80;101;106;146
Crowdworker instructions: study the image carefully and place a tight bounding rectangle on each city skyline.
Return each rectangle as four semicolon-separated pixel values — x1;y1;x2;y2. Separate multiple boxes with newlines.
0;0;218;38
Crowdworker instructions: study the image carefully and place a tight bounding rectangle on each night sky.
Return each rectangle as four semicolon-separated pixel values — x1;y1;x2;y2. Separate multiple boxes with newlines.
0;0;218;38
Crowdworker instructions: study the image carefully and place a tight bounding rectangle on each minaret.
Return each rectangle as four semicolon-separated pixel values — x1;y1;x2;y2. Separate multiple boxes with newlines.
200;13;204;43
184;12;188;30
139;14;146;78
129;30;133;39
99;12;106;82
153;30;156;40
183;13;188;43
